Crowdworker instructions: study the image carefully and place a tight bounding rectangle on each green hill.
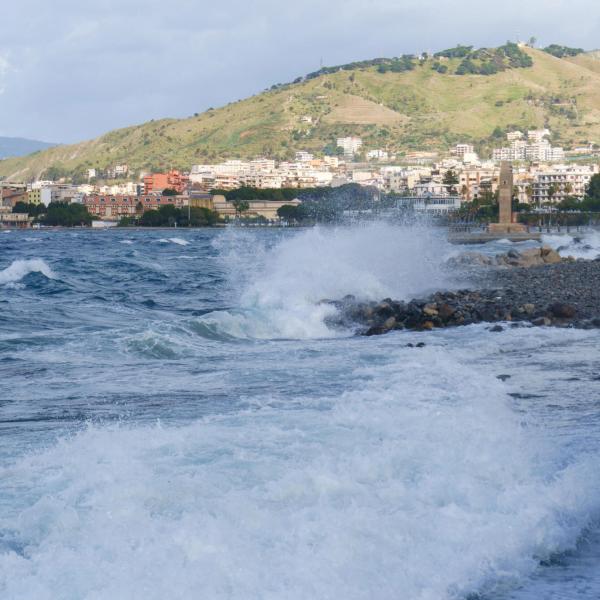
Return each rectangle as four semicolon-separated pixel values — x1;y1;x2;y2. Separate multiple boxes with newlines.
2;45;600;181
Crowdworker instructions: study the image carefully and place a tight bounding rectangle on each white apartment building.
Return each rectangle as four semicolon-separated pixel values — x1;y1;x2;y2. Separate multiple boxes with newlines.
527;129;551;144
532;164;598;205
493;130;563;163
506;131;523;142
39;184;81;206
526;143;564;162
337;136;363;157
366;149;389;161
381;167;431;193
295;151;314;163
453;143;475;158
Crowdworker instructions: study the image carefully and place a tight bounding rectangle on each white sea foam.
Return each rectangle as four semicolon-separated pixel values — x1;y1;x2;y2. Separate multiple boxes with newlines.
0;259;55;285
119;240;134;245
542;231;600;259
0;342;597;600
157;237;190;246
201;222;456;339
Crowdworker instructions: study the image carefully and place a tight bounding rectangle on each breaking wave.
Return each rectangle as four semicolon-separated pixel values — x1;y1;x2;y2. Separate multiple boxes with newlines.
0;341;597;599
0;259;56;285
543;231;600;260
199;223;456;339
158;237;190;246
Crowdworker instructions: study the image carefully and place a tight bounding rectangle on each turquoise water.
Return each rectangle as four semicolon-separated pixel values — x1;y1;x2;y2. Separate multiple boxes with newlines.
0;225;599;599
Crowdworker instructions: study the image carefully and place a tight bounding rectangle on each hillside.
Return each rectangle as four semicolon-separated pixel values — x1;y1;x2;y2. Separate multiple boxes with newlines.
0;137;56;160
2;45;600;181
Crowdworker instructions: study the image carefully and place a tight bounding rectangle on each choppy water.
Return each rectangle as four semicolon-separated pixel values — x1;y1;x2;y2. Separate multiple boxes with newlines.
1;224;600;600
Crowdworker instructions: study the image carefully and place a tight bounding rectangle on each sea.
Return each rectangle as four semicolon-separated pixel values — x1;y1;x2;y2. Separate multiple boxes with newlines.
1;223;600;600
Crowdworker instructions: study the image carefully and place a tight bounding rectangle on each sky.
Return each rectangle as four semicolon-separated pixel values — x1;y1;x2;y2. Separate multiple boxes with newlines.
0;0;599;144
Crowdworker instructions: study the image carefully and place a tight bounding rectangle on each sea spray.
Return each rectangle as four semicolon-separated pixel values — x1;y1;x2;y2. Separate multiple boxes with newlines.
3;228;600;599
542;231;600;260
0;340;598;599
202;222;458;339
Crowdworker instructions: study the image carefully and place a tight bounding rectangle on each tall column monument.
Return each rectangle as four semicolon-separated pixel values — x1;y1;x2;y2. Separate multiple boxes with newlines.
489;161;526;233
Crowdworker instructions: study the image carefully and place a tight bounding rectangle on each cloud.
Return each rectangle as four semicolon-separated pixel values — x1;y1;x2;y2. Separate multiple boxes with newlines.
0;0;598;142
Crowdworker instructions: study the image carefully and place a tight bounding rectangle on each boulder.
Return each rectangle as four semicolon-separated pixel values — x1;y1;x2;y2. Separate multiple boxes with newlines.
548;303;577;319
438;303;456;320
422;303;438;317
540;246;562;264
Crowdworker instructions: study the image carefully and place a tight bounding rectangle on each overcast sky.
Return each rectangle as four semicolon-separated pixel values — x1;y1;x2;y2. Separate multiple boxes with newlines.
0;0;598;143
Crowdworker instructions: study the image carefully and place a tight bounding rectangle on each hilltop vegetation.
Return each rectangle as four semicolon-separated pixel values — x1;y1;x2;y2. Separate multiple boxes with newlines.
1;44;600;181
542;44;585;58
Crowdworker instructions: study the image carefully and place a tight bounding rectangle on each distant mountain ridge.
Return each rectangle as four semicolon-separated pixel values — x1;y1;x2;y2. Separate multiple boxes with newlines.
0;136;56;160
1;44;599;181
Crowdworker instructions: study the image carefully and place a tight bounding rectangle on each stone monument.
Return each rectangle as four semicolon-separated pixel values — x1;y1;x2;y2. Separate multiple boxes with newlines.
489;161;527;234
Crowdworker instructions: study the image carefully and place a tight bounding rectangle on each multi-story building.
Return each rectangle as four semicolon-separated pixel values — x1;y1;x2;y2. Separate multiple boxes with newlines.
366;149;389;161
493;130;563;163
532;164;598;205
452;144;475;158
39;184;82;206
84;194;192;220
27;189;42;205
336;136;363;158
143;170;189;195
457;166;499;201
381;167;432;194
295;151;314;163
527;129;551;144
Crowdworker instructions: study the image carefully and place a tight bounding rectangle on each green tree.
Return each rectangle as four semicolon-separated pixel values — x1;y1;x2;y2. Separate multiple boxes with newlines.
40;202;92;226
585;173;600;201
443;169;459;194
232;199;250;216
13;201;46;217
557;196;581;211
277;204;306;223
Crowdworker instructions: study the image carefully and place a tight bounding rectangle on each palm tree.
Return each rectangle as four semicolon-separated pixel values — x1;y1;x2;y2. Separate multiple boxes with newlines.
525;185;534;208
547;184;558;206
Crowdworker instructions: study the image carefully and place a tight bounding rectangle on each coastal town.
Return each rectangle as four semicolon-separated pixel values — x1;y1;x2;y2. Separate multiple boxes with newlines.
0;128;599;228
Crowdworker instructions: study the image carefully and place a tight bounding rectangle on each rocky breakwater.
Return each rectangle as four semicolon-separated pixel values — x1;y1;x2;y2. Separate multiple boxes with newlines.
325;247;600;336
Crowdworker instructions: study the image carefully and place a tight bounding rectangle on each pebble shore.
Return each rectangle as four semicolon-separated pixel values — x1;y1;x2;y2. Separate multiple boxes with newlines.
327;250;600;336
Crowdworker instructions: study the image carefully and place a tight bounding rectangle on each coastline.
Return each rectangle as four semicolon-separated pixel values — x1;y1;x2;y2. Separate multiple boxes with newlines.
329;253;600;335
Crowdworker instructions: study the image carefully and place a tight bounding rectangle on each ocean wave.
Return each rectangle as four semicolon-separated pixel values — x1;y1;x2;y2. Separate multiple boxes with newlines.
0;345;597;599
542;231;600;260
204;222;456;340
0;259;56;285
158;237;190;246
169;237;190;246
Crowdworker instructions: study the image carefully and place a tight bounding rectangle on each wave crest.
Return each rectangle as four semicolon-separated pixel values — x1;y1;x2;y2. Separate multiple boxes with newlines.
0;259;56;285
